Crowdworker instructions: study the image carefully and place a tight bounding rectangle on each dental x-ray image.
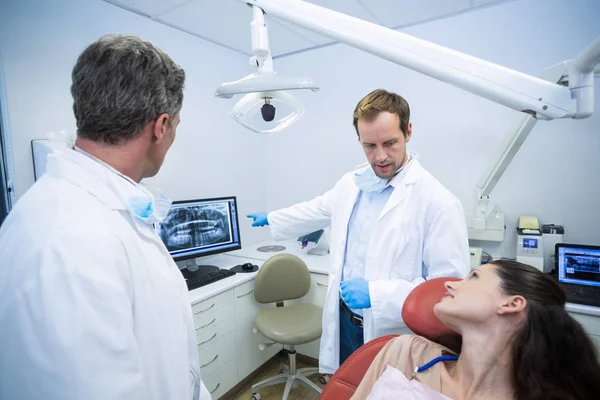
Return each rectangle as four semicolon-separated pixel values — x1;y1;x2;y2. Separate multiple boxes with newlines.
157;203;232;252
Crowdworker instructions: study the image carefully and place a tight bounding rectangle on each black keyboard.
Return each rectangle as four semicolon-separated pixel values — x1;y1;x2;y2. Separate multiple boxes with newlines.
559;282;600;307
186;269;236;291
568;285;600;299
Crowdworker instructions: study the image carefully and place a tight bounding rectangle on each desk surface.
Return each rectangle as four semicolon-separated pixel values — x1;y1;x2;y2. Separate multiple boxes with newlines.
187;241;600;317
187;240;329;305
227;240;330;274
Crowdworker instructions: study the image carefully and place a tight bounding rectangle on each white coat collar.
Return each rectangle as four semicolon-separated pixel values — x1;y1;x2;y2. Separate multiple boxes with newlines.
387;156;421;188
377;159;424;223
46;148;145;211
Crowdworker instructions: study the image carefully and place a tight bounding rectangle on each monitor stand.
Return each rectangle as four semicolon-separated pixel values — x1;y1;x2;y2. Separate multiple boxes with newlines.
177;258;219;279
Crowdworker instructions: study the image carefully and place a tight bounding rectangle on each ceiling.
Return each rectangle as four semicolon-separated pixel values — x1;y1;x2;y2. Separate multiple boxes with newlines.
102;0;511;58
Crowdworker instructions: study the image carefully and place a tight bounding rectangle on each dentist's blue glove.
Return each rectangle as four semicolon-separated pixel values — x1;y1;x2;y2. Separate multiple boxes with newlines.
247;212;269;227
340;278;371;309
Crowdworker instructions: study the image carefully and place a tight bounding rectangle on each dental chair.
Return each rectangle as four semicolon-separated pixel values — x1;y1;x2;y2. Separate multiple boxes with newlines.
319;276;461;400
251;253;324;400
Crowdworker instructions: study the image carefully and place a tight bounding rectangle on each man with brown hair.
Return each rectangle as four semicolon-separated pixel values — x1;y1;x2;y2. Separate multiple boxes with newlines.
248;89;469;374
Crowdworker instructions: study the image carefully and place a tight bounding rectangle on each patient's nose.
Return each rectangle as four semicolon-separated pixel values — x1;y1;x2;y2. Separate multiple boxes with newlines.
444;280;456;290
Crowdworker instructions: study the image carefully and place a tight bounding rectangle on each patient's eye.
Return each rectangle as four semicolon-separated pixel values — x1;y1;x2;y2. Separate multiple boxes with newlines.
469;271;479;279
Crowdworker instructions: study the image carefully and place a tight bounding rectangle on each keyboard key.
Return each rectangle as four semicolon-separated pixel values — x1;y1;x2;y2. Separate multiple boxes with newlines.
186;269;236;291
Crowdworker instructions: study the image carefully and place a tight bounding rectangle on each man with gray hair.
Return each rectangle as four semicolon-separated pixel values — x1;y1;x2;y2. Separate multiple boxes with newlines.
0;35;211;399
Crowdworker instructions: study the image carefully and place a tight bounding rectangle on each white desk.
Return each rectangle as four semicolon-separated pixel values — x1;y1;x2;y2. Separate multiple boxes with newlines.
188;241;600;398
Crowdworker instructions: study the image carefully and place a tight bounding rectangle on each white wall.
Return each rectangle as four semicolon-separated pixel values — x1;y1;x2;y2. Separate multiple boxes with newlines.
0;0;271;245
1;0;598;256
265;0;600;258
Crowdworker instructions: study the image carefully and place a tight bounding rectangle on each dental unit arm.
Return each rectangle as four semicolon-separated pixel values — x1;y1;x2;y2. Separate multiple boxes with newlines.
233;0;600;241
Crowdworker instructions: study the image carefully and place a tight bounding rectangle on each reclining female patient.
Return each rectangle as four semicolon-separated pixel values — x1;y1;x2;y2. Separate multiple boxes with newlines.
351;260;600;400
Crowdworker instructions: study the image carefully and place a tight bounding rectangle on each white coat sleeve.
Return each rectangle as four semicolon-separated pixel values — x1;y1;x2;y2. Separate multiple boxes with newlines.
369;199;470;332
267;183;339;240
0;235;149;400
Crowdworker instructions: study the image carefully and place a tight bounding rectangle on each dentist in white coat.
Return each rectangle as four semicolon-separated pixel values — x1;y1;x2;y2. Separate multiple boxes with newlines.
248;89;470;374
0;35;210;400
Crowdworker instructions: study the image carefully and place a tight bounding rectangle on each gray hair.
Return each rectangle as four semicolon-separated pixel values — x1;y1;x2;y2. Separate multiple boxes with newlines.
71;34;185;145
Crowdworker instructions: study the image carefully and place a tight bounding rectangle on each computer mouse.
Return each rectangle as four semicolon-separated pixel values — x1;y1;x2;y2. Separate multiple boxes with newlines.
242;263;254;271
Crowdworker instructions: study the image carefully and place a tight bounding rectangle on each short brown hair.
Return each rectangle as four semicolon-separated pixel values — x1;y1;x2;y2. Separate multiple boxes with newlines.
352;89;410;138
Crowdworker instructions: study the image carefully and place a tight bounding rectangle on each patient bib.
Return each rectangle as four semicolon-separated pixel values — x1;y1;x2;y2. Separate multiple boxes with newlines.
366;365;452;400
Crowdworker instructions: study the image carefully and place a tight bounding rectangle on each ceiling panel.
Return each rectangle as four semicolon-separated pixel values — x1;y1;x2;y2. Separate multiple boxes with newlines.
157;0;253;54
157;0;318;56
108;0;190;17
359;0;472;28
268;0;382;46
103;0;517;57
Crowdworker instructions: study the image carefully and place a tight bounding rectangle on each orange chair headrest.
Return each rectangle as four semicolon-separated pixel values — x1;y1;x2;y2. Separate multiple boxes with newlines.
401;277;461;340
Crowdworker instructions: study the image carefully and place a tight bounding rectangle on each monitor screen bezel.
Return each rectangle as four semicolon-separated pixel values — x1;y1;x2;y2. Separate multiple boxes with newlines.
555;242;600;287
157;196;242;262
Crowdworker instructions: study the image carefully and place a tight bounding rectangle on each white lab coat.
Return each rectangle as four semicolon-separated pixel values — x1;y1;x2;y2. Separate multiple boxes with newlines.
268;160;470;374
0;149;211;400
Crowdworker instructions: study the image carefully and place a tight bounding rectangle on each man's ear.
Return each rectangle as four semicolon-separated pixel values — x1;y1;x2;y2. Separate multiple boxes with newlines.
405;122;412;142
152;113;170;143
498;295;526;315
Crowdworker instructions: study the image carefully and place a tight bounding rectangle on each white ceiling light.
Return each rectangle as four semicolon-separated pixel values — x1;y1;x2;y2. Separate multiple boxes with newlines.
215;5;319;134
230;91;306;134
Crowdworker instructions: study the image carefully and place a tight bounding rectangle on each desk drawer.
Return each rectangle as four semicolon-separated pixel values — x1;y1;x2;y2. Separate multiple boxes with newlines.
195;303;234;334
198;331;237;378
234;280;255;299
570;312;600;336
197;317;235;350
203;358;239;400
192;290;233;319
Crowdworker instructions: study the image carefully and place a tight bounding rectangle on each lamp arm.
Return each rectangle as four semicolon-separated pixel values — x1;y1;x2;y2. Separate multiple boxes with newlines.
240;0;589;120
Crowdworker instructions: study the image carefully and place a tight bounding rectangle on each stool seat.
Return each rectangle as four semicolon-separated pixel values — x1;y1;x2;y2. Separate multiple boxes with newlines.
256;303;323;345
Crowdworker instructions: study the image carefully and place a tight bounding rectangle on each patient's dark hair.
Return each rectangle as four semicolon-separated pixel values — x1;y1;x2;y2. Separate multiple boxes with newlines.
493;259;600;400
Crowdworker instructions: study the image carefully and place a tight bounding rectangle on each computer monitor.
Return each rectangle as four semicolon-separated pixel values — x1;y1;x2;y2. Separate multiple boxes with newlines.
155;196;241;273
556;243;600;288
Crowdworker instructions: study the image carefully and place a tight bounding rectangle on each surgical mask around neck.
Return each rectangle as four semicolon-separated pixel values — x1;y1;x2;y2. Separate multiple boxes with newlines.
127;189;173;225
73;145;173;225
353;151;416;193
353;164;390;193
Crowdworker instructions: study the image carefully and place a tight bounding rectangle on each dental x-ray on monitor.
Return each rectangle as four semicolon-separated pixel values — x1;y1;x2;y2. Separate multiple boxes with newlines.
155;196;242;276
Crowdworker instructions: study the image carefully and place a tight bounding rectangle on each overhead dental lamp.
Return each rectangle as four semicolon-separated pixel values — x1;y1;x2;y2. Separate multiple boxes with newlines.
221;0;599;241
215;5;319;134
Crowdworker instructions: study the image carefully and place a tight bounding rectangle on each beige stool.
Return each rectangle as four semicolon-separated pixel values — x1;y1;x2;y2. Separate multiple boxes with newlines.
251;253;324;400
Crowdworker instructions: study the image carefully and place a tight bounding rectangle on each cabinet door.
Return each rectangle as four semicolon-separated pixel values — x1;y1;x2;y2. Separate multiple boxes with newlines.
570;312;600;336
202;358;238;400
310;272;329;306
234;280;282;380
570;312;600;357
296;272;329;359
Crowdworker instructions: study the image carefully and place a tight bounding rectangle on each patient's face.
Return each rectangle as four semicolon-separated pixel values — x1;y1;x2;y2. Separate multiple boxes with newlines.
433;264;505;331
